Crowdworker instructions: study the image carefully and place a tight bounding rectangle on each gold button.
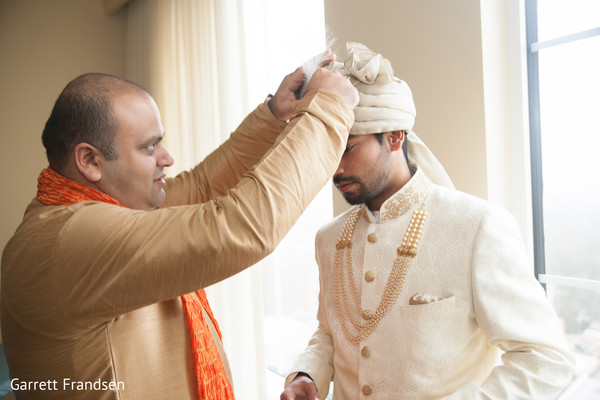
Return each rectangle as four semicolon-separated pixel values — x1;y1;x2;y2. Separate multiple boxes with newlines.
361;346;371;358
364;270;375;282
367;232;377;243
362;384;372;396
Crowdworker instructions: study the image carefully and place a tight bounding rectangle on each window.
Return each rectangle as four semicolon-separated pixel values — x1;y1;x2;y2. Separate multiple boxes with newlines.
260;188;332;397
525;0;600;397
237;0;330;397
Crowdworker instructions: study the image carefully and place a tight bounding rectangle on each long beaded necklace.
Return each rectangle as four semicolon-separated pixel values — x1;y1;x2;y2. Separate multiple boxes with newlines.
334;201;428;344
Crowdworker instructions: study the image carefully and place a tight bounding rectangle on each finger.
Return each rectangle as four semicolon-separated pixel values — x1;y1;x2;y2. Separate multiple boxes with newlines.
309;387;320;400
319;57;335;67
280;390;294;400
319;49;336;67
289;68;306;83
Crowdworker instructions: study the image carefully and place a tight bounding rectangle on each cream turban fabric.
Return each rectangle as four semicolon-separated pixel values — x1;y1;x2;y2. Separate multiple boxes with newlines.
331;42;454;189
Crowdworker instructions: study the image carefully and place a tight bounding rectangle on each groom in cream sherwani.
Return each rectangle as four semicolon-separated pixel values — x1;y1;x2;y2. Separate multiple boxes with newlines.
281;43;575;400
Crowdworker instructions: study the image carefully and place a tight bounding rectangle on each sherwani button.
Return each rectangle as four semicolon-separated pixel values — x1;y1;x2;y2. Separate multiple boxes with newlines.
364;270;375;282
362;384;372;395
367;232;378;243
361;346;371;358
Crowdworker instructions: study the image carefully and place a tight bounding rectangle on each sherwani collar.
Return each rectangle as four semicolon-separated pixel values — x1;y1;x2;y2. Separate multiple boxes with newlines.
363;168;431;224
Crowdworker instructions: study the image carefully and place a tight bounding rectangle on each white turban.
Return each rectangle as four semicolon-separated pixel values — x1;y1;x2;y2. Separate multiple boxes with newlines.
332;42;454;189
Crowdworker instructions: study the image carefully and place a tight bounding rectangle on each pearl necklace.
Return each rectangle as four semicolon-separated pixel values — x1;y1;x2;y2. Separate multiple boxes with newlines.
334;202;428;344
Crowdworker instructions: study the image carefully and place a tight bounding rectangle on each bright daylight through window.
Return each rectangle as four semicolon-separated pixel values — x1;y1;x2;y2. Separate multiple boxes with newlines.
525;0;600;398
245;0;331;397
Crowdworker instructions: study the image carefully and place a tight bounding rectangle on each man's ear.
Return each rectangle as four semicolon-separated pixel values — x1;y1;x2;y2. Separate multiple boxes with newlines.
73;143;103;183
388;130;405;151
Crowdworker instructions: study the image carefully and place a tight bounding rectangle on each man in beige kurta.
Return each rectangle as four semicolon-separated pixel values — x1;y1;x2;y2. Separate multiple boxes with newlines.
282;43;575;399
1;68;358;399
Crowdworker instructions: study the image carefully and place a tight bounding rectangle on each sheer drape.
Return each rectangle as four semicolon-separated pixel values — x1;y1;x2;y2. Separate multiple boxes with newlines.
127;1;266;397
126;0;328;397
126;0;223;168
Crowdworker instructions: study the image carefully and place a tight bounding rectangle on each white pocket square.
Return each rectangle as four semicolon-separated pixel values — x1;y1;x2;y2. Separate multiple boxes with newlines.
409;293;445;305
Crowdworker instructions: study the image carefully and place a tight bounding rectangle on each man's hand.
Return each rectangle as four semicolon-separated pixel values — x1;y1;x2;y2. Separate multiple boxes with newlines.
269;49;358;121
304;68;359;110
269;68;306;121
280;375;320;400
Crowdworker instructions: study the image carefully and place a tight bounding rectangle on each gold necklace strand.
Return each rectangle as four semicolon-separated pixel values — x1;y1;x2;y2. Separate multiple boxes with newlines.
334;202;428;344
334;209;363;330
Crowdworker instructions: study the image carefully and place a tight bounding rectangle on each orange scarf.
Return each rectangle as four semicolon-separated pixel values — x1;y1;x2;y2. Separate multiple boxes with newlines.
37;167;235;400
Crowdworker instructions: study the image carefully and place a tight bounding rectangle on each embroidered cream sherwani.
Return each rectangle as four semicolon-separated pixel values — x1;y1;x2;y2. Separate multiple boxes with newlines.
1;91;353;399
287;169;574;399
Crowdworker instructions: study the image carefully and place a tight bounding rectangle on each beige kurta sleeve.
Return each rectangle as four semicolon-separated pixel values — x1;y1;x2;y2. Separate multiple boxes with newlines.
162;100;287;206
441;206;575;399
50;89;353;326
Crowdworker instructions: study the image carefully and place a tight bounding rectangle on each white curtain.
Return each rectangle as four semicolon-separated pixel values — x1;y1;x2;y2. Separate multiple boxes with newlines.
126;0;223;168
126;0;328;398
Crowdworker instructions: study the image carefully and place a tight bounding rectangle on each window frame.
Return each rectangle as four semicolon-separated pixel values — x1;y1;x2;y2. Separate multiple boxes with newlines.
524;0;600;291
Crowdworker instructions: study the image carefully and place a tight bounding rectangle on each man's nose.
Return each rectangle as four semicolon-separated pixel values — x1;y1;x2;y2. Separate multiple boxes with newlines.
334;162;344;178
158;144;174;167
